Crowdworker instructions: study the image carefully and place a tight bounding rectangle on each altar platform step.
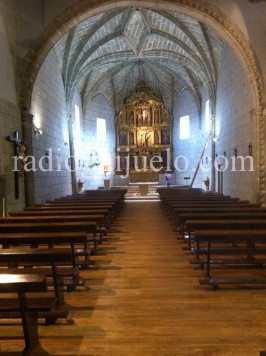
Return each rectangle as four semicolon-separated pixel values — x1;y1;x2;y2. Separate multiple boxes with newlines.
126;185;160;201
111;185;181;201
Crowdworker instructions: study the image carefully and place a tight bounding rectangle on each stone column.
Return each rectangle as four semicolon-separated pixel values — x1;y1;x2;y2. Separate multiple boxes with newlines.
21;109;35;207
68;118;77;194
211;114;216;192
257;105;266;205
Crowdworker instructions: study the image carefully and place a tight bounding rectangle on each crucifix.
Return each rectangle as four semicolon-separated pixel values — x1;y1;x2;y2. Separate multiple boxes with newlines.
6;131;24;199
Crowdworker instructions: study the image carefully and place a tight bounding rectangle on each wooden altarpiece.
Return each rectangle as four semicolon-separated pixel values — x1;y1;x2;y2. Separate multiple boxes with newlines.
115;85;172;182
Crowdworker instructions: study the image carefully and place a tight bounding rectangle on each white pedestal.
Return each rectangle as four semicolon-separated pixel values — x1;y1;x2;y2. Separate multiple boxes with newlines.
104;179;111;190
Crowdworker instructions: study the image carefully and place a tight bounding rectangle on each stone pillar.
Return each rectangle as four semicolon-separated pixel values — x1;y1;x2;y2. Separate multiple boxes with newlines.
68;118;77;194
21;109;35;207
257;105;266;205
211;114;216;192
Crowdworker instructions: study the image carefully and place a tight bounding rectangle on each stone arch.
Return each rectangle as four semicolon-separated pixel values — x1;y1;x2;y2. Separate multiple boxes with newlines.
21;0;265;202
21;0;264;108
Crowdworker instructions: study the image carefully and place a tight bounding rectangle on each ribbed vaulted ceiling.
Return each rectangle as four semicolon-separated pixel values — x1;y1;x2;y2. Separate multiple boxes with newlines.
53;7;225;114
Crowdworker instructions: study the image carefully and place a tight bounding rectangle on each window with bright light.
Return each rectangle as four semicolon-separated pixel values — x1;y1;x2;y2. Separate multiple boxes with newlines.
97;118;106;142
75;105;81;138
205;100;211;133
180;115;190;140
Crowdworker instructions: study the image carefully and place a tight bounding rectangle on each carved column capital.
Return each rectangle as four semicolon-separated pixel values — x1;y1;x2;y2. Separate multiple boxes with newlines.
21;110;34;133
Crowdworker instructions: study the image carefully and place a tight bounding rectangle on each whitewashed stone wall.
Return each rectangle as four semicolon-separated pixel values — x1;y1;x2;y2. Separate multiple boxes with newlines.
201;85;213;186
0;1;25;212
31;49;72;203
0;97;25;212
82;94;116;190
71;89;85;192
0;0;17;105
173;90;210;189
216;45;257;202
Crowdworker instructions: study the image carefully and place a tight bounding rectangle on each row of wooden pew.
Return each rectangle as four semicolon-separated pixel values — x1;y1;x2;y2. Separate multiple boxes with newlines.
0;189;126;354
158;187;266;290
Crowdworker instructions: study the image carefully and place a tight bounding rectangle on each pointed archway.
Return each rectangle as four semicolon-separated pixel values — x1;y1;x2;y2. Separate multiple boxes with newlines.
19;0;265;203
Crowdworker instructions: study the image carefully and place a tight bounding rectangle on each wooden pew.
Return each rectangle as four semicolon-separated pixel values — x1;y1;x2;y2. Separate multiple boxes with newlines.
23;206;115;224
191;230;266;289
0;221;98;261
158;187;256;212
158;188;234;208
0;231;89;288
0;273;47;353
178;212;266;231
25;205;112;210
0;214;106;233
34;202;118;219
173;206;266;226
184;219;266;246
167;202;259;221
45;201;117;208
186;219;266;232
0;248;72;305
49;192;125;206
64;190;126;206
159;188;266;289
0;248;72;324
162;197;243;214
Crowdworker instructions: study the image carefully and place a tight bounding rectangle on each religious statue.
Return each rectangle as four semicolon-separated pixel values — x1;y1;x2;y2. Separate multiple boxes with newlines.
77;179;84;192
161;107;170;123
154;130;159;145
142;110;147;126
129;131;134;145
144;129;151;148
129;111;134;125
119;130;127;145
120;153;127;169
146;110;151;126
161;129;170;145
137;130;144;148
154;109;159;124
136;110;142;126
118;108;127;124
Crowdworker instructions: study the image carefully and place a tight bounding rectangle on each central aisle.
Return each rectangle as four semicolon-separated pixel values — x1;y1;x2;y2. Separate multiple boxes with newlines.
83;201;197;354
27;201;266;356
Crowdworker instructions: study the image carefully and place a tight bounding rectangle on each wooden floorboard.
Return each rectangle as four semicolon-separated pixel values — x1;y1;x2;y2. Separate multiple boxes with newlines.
1;201;266;355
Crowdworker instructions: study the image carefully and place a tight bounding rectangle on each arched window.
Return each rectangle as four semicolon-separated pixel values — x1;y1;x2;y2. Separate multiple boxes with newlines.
180;115;190;140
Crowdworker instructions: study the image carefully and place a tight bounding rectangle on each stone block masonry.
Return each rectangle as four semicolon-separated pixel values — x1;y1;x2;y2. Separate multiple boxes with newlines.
31;49;72;204
0;96;25;212
216;45;256;202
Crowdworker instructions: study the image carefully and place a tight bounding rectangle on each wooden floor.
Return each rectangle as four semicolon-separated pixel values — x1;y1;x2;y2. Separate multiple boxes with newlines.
1;201;266;355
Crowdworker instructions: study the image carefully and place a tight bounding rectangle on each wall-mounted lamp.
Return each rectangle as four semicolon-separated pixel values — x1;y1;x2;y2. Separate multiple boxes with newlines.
34;128;42;135
64;141;69;146
213;136;219;143
104;165;110;177
45;151;49;163
248;143;253;156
